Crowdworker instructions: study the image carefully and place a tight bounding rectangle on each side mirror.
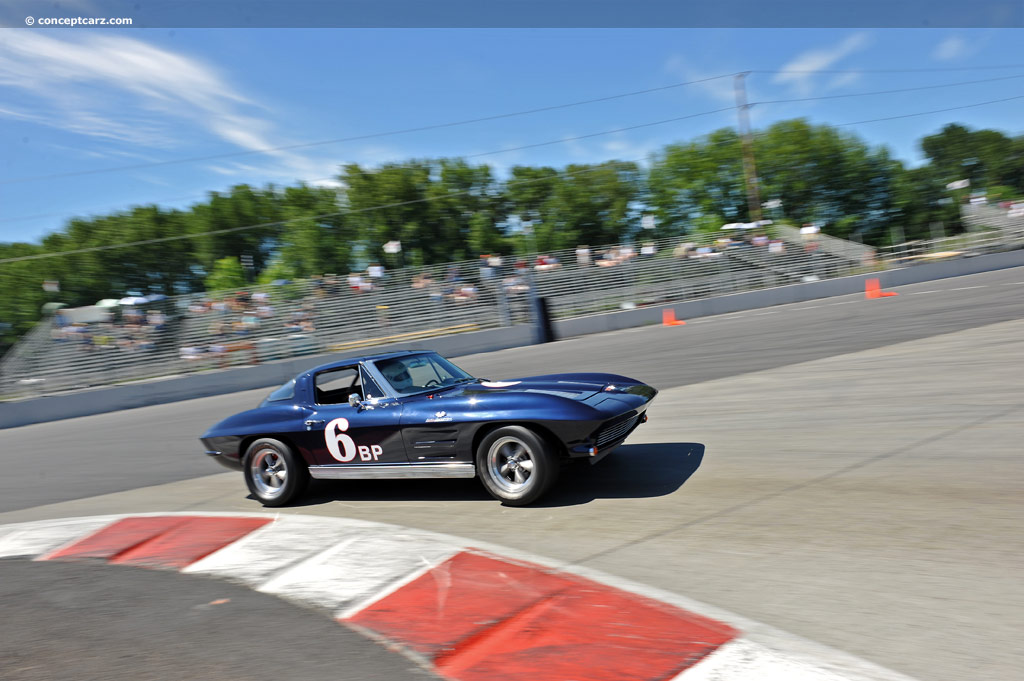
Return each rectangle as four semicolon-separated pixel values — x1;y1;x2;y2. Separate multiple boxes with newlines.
348;393;361;408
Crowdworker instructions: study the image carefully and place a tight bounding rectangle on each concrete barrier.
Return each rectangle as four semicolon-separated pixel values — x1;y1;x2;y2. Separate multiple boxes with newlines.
2;249;1021;429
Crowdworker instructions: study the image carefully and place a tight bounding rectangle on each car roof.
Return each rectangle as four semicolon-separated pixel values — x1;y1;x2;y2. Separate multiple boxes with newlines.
304;349;429;375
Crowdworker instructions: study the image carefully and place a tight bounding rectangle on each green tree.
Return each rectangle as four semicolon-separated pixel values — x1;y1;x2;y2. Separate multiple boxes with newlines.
204;256;247;293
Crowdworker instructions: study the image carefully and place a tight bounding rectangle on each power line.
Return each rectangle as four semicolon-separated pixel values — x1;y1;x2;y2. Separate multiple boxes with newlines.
6;87;1015;262
5;64;1022;186
9;73;1019;224
2;80;1015;246
0;73;738;186
756;65;1024;74
0;160;643;264
462;107;737;160
0;179;341;225
836;94;1024;126
755;73;1024;106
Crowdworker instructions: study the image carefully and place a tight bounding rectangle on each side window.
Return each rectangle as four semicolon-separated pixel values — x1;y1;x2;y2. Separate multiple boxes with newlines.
314;367;360;405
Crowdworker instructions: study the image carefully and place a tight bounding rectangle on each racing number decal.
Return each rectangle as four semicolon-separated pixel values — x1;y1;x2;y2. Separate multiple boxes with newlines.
324;418;382;462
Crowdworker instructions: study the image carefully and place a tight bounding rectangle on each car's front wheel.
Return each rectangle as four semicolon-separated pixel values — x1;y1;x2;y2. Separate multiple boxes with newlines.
243;438;309;507
476;426;559;506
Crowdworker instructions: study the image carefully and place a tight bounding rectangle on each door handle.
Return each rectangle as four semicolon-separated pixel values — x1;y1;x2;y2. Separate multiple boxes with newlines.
304;419;325;430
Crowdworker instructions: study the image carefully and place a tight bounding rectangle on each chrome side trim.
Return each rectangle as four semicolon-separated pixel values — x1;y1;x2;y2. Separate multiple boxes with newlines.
308;463;476;480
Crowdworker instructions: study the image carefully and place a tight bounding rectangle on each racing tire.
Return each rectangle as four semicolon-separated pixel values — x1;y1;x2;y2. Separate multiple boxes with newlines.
243;438;309;507
476;426;559;506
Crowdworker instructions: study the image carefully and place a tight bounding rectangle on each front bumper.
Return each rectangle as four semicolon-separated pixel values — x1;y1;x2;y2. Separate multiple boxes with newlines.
568;409;649;463
204;449;243;470
200;436;244;470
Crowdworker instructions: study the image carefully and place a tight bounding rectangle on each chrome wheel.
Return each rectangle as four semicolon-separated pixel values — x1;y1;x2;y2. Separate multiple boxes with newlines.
249;446;288;499
485;436;536;494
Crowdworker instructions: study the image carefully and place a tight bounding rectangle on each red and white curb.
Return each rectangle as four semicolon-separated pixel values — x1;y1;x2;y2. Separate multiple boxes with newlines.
0;513;918;681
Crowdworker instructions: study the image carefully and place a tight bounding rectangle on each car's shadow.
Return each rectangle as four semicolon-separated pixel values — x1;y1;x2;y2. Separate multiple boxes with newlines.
280;442;704;508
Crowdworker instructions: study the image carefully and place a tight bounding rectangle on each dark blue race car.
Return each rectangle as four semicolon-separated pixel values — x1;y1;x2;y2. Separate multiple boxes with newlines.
200;350;657;506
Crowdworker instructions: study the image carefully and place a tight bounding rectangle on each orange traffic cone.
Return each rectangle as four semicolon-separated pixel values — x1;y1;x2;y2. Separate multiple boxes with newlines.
865;278;898;299
662;309;686;326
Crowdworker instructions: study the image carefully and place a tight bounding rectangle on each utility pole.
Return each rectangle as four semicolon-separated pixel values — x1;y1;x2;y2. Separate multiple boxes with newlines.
734;72;763;224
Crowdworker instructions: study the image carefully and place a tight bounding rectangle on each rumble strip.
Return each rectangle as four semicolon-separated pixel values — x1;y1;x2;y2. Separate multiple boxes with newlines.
0;514;918;681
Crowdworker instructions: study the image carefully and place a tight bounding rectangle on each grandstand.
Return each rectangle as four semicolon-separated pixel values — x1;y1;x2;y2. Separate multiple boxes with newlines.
0;226;874;399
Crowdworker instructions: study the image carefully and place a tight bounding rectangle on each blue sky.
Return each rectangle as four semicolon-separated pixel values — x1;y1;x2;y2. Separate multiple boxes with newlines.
1;28;1022;244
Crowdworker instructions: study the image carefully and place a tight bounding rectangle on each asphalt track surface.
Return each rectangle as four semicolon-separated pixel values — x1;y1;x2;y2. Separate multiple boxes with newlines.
2;265;1022;681
1;266;1021;513
0;558;440;681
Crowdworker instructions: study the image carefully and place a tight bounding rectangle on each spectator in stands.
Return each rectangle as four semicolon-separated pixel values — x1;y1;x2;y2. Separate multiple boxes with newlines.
147;309;167;330
285;311;304;333
412;272;434;289
256;301;274;319
535;255;560;271
597;248;619;267
367;262;385;281
347;272;364;292
576;245;591;266
673;243;693;259
479;255;495;280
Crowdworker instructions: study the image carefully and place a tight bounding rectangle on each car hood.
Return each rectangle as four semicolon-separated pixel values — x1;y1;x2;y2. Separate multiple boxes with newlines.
460;373;643;401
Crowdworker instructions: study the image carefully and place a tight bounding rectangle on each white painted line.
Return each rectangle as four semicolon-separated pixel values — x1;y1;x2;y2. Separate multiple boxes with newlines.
183;515;385;586
1000;281;1024;285
0;516;117;559
257;529;462;612
335;550;455;621
753;311;778;316
676;638;869;681
908;290;940;295
827;301;857;306
949;286;984;291
795;306;822;310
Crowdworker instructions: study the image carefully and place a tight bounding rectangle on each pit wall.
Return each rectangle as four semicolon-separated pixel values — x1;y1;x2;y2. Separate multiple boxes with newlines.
2;250;1022;429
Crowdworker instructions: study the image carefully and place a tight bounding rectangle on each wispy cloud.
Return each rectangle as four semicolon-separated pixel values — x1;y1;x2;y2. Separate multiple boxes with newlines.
0;30;330;180
663;55;737;106
932;36;969;61
773;32;871;97
827;71;863;91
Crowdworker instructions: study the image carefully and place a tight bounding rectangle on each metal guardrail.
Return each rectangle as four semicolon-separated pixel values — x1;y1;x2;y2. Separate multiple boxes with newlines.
877;225;1024;265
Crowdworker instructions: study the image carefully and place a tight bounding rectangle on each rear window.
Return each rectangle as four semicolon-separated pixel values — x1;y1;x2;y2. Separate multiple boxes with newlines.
265;379;295;402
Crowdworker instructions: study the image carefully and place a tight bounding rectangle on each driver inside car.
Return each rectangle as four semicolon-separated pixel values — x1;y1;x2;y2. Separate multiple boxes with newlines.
380;361;414;391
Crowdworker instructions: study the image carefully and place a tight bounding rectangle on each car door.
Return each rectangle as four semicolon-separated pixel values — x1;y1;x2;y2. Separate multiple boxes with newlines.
293;364;409;466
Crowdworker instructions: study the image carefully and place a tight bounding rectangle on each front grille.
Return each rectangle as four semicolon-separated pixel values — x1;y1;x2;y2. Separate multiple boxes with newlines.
595;413;639;448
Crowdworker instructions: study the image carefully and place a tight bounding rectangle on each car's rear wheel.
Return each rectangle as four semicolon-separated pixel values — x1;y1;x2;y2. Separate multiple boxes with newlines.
476;426;558;506
243;438;309;507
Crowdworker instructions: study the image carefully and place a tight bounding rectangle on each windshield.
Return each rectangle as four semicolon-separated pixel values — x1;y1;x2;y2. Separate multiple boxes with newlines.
375;353;475;395
264;378;295;402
